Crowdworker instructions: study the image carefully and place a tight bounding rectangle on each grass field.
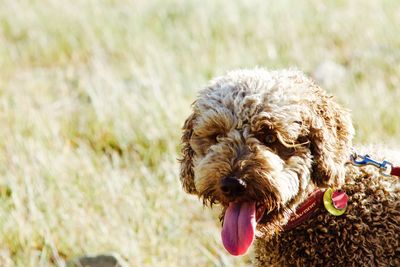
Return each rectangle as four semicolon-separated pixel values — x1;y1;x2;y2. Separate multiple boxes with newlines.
0;0;399;266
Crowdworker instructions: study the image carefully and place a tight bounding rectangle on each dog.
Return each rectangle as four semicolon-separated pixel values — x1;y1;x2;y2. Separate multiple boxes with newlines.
179;69;399;266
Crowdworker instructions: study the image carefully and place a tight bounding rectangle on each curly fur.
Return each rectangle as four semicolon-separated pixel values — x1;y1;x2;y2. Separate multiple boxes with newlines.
179;68;400;266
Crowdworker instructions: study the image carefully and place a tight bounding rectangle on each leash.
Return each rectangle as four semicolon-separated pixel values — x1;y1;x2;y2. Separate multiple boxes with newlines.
350;152;400;178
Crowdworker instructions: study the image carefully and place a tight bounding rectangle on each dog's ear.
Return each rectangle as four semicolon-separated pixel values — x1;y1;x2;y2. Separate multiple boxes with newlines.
179;111;198;194
308;93;354;187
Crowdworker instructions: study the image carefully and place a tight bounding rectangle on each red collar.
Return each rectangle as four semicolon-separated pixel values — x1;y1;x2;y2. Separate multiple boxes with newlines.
283;189;325;231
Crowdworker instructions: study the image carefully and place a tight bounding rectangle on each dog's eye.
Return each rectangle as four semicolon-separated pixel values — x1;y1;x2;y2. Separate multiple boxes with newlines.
264;134;277;144
209;133;224;143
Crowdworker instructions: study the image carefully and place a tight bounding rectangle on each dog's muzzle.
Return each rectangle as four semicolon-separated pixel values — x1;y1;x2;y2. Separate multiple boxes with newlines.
220;177;247;198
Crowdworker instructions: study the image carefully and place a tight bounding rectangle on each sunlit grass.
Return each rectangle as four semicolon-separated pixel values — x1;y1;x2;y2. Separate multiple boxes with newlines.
0;0;399;266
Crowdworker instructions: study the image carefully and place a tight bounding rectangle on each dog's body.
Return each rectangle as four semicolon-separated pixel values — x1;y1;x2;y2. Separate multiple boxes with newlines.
179;69;399;266
256;157;399;266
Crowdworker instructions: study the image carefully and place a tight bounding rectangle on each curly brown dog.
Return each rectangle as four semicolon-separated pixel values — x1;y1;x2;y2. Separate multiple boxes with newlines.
179;69;400;266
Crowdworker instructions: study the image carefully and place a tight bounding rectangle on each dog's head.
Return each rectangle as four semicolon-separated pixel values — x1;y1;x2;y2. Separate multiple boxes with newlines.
179;69;354;255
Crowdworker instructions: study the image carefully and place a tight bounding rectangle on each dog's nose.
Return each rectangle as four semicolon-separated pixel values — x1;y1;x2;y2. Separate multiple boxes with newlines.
220;177;246;197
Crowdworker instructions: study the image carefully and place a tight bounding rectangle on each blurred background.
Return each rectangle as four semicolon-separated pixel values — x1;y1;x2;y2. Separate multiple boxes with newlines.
0;0;399;266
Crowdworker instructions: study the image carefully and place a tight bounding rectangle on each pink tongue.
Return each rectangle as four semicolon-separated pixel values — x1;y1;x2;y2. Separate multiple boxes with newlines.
221;202;256;256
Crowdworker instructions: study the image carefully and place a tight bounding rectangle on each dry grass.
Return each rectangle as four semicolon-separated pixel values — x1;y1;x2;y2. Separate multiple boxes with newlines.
0;0;399;266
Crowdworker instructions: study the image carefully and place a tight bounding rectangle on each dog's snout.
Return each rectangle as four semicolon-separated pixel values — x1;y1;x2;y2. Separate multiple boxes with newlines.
220;177;246;197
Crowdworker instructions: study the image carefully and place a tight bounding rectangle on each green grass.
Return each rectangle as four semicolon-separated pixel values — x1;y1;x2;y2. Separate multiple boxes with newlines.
0;0;399;266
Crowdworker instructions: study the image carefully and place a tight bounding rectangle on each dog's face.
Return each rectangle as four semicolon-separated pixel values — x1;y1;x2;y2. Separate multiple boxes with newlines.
179;69;354;255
